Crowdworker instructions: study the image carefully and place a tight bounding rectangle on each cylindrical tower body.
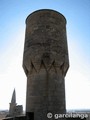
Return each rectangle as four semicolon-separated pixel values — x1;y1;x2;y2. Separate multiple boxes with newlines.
23;9;69;120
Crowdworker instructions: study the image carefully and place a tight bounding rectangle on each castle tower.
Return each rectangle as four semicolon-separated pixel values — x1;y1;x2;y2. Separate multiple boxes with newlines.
6;89;23;118
9;89;17;116
23;9;69;120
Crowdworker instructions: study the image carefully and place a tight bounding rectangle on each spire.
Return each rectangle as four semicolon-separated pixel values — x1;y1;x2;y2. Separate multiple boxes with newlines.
11;89;16;104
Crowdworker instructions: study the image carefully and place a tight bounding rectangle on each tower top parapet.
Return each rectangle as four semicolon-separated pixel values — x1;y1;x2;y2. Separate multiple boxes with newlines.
26;9;67;24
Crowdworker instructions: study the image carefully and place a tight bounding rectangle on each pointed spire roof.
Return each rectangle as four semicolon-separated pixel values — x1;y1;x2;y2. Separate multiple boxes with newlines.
11;89;16;104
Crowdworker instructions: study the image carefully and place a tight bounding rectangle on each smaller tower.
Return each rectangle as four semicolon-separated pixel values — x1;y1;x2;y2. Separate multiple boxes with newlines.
11;89;16;104
6;89;23;118
9;89;17;116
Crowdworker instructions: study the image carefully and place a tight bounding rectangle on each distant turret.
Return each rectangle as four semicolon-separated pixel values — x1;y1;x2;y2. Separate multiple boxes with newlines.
6;89;23;118
9;89;17;117
11;89;16;104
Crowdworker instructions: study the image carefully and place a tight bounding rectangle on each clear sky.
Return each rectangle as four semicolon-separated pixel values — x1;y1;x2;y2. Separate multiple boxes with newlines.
0;0;90;110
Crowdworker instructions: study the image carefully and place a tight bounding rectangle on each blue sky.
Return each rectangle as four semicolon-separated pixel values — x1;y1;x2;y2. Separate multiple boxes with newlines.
0;0;90;110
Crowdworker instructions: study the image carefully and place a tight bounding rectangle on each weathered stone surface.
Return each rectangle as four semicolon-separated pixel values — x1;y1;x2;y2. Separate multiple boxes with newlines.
23;9;69;120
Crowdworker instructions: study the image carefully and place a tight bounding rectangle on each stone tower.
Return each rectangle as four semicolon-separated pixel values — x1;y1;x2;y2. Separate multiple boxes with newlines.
9;89;17;116
23;9;69;120
6;89;23;118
